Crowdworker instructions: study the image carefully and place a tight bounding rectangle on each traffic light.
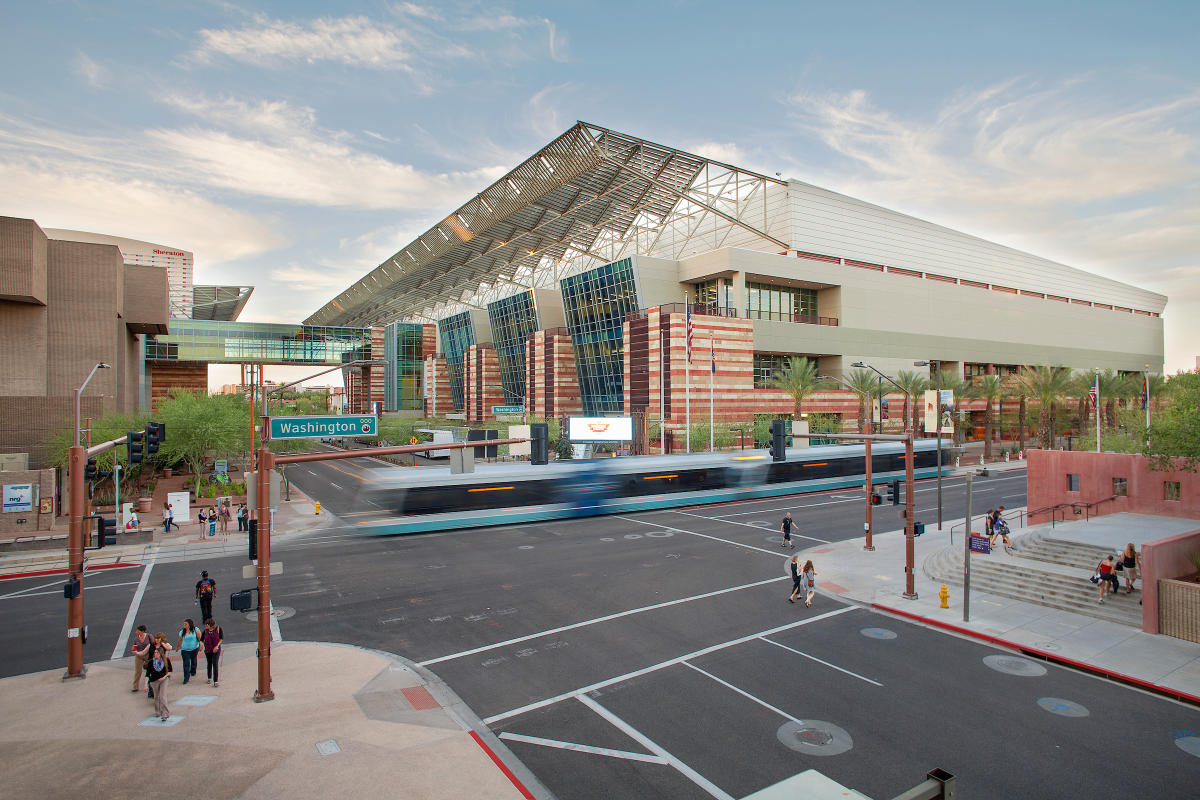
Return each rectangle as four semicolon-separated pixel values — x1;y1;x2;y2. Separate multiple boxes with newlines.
768;419;787;462
96;516;116;547
913;521;926;536
127;430;144;465
84;458;98;481
63;579;80;599
530;423;549;465
871;493;882;506
887;479;900;505
248;518;258;561
144;421;162;455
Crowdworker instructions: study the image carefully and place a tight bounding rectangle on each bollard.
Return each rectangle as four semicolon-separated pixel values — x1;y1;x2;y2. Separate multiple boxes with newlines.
938;583;950;609
314;500;321;515
955;456;960;468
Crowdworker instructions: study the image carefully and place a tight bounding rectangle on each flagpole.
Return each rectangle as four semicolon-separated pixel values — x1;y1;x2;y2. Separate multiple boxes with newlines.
1094;370;1101;453
709;337;715;452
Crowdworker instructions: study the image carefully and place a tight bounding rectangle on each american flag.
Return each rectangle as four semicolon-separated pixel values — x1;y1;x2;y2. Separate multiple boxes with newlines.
710;339;716;374
686;303;694;363
1088;386;1098;410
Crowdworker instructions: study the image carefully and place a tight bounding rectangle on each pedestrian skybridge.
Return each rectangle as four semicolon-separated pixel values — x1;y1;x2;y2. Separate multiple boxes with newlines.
144;320;373;365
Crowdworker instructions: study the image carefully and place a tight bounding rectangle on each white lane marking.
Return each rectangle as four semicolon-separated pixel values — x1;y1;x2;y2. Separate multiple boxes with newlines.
0;578;65;599
419;574;786;667
329;482;343;490
619;514;820;552
498;732;668;765
759;637;883;686
577;694;734;800
665;512;832;544
113;556;156;660
682;662;799;721
1;580;140;601
1002;494;1026;500
483;606;854;724
711;497;860;518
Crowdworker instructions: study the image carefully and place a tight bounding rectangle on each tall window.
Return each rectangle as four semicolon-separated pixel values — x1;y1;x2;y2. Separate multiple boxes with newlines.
561;258;640;416
696;278;733;311
487;292;540;406
438;312;475;412
384;322;424;411
746;282;817;320
753;353;792;388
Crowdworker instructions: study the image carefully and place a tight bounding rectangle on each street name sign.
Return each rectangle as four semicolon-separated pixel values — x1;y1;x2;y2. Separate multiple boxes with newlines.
492;405;524;414
268;415;377;440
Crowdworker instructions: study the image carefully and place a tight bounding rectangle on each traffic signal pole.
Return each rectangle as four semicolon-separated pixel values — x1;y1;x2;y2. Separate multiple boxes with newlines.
254;444;274;702
65;444;86;680
864;439;873;551
904;431;918;600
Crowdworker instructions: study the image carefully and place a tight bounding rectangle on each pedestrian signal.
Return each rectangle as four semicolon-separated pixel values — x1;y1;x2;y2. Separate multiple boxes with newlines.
84;458;98;481
888;479;900;505
768;419;786;462
127;430;144;465
96;517;116;547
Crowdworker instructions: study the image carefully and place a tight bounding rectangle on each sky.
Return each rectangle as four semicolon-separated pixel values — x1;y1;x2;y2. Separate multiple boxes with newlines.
2;0;1197;388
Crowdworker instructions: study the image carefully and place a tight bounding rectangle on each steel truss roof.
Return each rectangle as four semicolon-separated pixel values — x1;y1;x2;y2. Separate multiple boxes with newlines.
305;122;785;327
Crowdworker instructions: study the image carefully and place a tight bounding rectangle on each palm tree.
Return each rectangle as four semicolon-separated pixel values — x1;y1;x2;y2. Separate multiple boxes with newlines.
844;369;878;434
1002;376;1028;453
767;357;826;419
894;369;930;433
964;374;1004;461
1018;366;1074;450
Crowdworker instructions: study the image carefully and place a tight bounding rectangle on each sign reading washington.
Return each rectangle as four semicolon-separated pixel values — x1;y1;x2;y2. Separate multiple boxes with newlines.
268;415;377;441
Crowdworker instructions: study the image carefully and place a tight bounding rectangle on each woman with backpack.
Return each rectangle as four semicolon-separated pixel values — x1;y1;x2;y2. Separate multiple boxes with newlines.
202;617;223;687
176;619;200;685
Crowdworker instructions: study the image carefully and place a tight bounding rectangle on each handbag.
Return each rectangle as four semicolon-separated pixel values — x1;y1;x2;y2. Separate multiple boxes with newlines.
1089;573;1100;584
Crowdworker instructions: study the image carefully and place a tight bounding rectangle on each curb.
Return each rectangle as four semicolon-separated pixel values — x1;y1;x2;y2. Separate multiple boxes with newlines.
469;731;537;800
870;602;1200;708
0;562;142;582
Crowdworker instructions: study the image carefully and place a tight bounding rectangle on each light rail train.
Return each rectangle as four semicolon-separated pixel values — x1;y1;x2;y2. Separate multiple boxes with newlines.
348;440;942;534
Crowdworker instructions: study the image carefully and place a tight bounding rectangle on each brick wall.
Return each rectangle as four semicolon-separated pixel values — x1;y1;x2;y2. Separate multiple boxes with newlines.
526;329;580;420
1027;450;1200;524
0;217;47;304
148;362;208;409
423;355;450;417
462;344;503;423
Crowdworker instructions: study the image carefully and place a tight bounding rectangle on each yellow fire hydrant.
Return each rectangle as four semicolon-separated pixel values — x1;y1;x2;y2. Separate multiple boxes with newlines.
314;501;321;515
938;583;950;609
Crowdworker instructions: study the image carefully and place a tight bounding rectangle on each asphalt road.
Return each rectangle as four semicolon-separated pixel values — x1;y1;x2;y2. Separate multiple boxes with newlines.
4;465;1198;799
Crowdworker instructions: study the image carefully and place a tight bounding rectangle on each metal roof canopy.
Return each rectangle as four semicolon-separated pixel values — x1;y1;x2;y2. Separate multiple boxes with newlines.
190;285;254;321
305;122;785;328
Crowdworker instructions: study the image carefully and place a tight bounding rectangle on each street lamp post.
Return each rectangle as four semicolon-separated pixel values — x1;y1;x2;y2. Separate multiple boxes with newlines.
852;362;917;599
820;374;875;550
251;358;385;702
66;362;110;680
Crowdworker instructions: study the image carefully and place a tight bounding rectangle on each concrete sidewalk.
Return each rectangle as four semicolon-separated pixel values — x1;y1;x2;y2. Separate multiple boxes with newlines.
0;641;540;800
805;516;1200;704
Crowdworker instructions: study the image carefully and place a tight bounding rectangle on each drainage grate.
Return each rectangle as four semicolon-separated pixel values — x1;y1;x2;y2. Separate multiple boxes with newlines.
315;739;341;756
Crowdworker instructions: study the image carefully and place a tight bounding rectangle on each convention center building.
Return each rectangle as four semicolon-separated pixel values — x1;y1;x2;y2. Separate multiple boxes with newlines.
305;122;1165;446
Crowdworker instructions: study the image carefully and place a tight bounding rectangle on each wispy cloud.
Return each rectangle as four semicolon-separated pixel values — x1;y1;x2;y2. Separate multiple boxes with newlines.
74;52;109;89
546;19;568;63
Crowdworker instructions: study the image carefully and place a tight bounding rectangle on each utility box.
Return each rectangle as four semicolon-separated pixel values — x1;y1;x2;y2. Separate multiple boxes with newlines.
230;589;255;612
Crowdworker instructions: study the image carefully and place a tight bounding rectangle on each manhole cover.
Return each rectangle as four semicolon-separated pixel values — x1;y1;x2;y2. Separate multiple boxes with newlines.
245;605;295;621
776;720;853;756
983;654;1047;676
518;545;535;550
646;531;674;538
1037;697;1089;717
860;627;898;640
599;537;615;542
623;534;642;540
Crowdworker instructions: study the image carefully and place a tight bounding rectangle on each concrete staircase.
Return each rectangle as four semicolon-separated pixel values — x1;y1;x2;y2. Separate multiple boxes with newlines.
923;529;1142;627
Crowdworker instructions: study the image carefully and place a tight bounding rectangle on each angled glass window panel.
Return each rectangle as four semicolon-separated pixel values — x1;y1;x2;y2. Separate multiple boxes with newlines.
487;291;539;406
439;312;475;412
561;258;639;416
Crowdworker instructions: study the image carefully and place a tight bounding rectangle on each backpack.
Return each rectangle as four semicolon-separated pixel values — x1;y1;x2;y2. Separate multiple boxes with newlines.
199;578;215;595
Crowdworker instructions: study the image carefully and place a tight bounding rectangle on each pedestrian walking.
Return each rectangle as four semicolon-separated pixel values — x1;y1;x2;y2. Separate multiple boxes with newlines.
163;503;178;533
1096;555;1119;603
130;625;154;693
802;559;817;607
780;512;795;548
1121;543;1141;594
237;504;248;531
145;633;173;698
201;617;223;687
147;644;173;721
176;619;200;685
788;555;803;603
195;570;216;621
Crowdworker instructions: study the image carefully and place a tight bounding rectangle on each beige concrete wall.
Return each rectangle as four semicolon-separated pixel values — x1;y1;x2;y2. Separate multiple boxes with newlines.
121;264;169;334
0;217;48;305
633;254;685;307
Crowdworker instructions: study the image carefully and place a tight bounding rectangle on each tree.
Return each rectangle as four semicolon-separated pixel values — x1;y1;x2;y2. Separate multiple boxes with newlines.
893;369;929;433
844;369;878;434
553;418;574;460
156;391;252;493
964;375;1004;461
1018;366;1074;450
1144;371;1200;471
767;357;826;418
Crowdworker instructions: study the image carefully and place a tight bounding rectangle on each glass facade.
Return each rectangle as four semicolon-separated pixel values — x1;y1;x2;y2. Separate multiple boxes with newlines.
696;277;733;310
438;311;475;412
753;353;793;388
747;282;817;321
561;258;640;416
144;320;371;364
384;322;425;411
487;292;540;406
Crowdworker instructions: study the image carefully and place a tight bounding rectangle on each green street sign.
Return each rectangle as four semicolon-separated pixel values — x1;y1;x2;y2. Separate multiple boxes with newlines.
492;405;524;414
268;415;377;440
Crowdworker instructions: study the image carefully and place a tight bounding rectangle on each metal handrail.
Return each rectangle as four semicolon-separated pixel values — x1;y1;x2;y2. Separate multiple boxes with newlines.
1027;495;1118;527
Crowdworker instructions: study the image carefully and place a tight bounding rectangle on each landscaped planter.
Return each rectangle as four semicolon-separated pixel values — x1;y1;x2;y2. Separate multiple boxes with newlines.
1158;576;1200;644
137;497;152;514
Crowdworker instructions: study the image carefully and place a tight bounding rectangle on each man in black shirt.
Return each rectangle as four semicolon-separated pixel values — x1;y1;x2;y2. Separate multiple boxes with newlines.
780;512;795;549
195;570;216;622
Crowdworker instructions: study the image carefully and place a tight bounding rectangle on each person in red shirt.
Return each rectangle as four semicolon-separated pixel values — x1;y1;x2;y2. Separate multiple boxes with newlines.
1097;555;1119;603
